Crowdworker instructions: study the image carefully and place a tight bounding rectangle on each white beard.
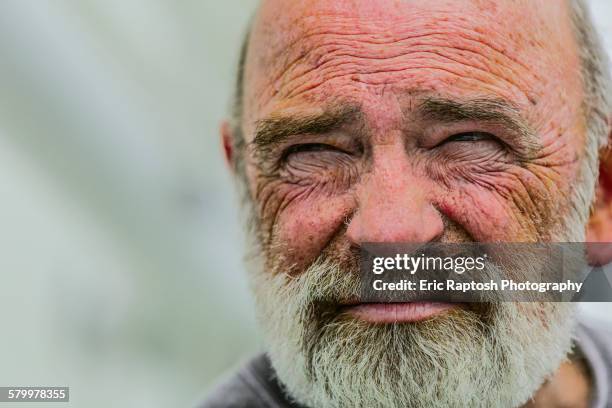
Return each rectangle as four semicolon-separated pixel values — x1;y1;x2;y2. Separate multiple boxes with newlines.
249;256;577;408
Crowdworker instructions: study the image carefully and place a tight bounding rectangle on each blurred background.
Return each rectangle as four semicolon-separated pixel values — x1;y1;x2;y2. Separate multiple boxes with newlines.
0;1;610;407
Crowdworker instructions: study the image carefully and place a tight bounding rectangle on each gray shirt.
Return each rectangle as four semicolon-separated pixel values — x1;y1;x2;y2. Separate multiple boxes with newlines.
200;320;612;408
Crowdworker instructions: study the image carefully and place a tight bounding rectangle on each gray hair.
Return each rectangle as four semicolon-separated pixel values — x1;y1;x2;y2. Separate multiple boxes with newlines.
566;0;612;235
570;0;612;151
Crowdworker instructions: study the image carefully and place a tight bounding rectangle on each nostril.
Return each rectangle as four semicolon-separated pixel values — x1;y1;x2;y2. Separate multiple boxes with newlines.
345;202;444;245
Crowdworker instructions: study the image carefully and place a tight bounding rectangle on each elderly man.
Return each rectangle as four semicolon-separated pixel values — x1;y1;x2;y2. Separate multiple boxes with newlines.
204;0;612;407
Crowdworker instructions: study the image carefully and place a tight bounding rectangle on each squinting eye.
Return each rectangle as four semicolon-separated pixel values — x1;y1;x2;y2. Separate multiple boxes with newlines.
445;131;493;143
283;143;345;159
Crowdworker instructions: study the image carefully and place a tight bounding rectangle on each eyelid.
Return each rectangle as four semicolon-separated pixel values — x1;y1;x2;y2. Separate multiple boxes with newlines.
282;143;348;160
448;131;492;141
434;131;496;148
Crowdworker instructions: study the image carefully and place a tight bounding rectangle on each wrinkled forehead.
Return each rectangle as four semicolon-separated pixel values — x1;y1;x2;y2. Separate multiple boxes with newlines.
243;0;581;133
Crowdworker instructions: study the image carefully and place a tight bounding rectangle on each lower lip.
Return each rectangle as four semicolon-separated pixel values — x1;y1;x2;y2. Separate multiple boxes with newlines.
342;302;460;323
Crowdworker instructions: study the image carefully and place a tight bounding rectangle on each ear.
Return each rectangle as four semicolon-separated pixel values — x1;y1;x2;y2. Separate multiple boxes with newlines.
220;120;235;173
586;130;612;265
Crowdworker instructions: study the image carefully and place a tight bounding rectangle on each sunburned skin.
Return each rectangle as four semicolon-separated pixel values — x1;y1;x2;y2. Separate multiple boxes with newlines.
240;0;586;274
221;1;612;406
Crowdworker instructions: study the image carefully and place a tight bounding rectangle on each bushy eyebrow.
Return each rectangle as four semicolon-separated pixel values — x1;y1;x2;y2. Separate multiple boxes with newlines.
250;96;540;159
417;97;540;158
251;104;361;152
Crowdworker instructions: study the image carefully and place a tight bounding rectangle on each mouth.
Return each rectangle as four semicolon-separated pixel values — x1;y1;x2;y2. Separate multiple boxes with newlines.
340;302;463;323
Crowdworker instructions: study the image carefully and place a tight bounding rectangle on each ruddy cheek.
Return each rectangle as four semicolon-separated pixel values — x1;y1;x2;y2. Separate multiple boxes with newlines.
257;154;359;263
274;195;354;272
436;187;518;241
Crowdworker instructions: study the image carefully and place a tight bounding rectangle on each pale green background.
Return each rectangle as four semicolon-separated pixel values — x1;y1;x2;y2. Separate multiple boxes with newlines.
0;1;610;407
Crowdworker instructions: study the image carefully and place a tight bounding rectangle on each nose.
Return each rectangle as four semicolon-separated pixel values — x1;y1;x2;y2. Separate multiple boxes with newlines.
346;147;444;244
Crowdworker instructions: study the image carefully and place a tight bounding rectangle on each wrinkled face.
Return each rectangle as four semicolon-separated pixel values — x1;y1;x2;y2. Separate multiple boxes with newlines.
238;1;590;407
243;0;587;266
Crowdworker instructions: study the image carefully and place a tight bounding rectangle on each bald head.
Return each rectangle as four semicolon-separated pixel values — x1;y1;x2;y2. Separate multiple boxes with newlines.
231;0;610;154
249;1;573;105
